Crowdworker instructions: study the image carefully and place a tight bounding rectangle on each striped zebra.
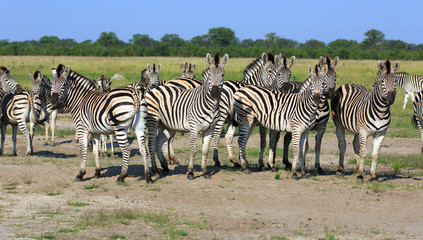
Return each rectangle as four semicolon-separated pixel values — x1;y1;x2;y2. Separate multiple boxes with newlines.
411;90;423;153
50;64;150;183
278;56;339;173
212;53;295;168
0;65;22;95
331;60;399;181
30;71;73;146
180;62;197;79
394;72;423;109
139;63;164;92
234;64;327;179
0;89;48;156
144;52;228;179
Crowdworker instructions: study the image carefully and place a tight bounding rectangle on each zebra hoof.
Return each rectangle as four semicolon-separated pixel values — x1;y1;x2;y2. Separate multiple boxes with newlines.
43;142;48;146
291;173;300;181
162;168;169;176
356;175;364;183
214;161;221;168
95;170;102;178
284;162;292;171
74;177;83;182
242;169;251;175
316;167;324;175
369;177;379;182
116;176;125;183
271;168;278;172
187;173;194;180
204;174;211;179
151;168;160;178
336;171;344;177
232;162;241;169
145;173;153;184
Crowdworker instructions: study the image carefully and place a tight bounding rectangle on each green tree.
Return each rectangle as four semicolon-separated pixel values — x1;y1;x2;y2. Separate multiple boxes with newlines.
129;34;158;47
362;29;385;50
208;27;238;46
327;39;358;49
96;32;125;48
303;39;325;49
160;34;185;47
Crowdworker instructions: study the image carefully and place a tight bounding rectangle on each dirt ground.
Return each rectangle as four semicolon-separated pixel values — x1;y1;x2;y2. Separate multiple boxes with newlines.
0;118;422;239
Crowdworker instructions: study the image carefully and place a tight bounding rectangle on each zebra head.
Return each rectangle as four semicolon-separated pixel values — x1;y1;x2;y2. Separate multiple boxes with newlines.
0;65;21;94
376;60;400;105
140;63;161;93
180;62;196;79
275;55;296;93
318;56;339;99
51;64;71;109
30;71;50;98
308;64;328;104
97;74;112;92
204;52;229;100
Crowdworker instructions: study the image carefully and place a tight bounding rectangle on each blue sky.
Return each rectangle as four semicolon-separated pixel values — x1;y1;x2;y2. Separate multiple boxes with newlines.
2;0;422;44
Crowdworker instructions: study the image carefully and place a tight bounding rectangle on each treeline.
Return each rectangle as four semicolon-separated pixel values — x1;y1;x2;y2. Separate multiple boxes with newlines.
1;28;423;60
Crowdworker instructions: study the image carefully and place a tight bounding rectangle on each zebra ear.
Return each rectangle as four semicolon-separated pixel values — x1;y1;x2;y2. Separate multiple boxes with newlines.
392;61;400;73
190;63;197;71
52;68;57;77
261;53;268;64
378;61;384;72
206;53;213;66
28;73;34;81
308;65;314;76
274;54;282;67
221;54;229;67
63;66;71;77
180;62;185;71
157;63;162;72
321;64;329;75
319;56;325;67
332;56;339;67
288;56;296;68
147;64;151;72
8;65;11;72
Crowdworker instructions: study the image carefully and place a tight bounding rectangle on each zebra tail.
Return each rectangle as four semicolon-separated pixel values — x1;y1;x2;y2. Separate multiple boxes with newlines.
29;93;48;125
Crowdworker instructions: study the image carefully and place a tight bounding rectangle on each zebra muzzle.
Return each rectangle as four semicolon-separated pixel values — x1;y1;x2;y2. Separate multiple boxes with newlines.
281;82;290;94
51;93;62;109
387;91;395;105
210;86;220;100
328;87;336;100
313;92;320;103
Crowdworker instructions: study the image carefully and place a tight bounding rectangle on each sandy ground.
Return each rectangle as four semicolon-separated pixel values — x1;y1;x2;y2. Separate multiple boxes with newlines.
0;119;422;239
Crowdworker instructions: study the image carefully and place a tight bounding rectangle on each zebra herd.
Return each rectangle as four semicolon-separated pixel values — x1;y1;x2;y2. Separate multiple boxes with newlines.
0;52;422;184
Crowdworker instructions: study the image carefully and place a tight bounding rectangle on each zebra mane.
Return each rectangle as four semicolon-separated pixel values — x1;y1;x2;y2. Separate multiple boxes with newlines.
214;52;220;67
243;53;274;79
385;60;391;74
283;56;287;67
298;65;319;93
0;66;9;74
58;64;96;90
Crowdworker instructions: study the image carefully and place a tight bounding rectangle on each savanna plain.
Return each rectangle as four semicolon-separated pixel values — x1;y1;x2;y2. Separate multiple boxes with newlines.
0;56;422;239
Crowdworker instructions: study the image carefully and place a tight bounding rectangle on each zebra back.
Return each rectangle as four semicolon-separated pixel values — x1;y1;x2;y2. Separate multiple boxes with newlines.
395;72;423;93
412;90;423;130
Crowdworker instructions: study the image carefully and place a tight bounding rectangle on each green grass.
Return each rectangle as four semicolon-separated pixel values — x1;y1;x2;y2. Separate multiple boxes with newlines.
67;200;89;207
109;234;127;239
348;153;423;172
84;184;99;189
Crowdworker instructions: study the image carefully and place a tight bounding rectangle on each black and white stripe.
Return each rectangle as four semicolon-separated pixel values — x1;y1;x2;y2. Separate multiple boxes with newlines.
234;64;327;179
395;72;423;109
411;90;423;153
50;64;150;183
144;52;228;180
331;60;399;181
0;89;47;156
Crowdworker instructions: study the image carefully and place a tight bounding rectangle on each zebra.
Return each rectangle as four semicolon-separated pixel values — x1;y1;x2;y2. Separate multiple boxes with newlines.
0;89;48;156
180;62;197;79
278;56;339;174
30;71;73;146
331;60;399;182
234;64;327;179
212;53;295;168
411;90;423;153
144;52;228;180
139;63;164;92
50;64;150;183
394;72;423;109
0;65;22;95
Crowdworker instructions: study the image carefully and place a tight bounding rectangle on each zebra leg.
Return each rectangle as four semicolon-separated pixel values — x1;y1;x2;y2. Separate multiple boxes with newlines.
147;120;160;178
290;130;302;180
75;131;89;182
168;138;178;165
356;131;368;182
238;123;255;174
29;122;36;155
132;108;151;183
12;125;18;156
420;128;423;154
0;123;6;155
282;132;292;170
267;130;280;172
18;120;31;156
258;125;267;170
403;93;409;110
91;134;102;178
224;123;240;167
213;106;230;167
187;129;198;180
109;134;115;157
43;119;50;146
314;125;326;174
201;129;214;179
115;128;131;183
353;134;360;171
50;109;57;146
335;122;346;177
300;135;310;178
156;128;172;175
370;131;386;181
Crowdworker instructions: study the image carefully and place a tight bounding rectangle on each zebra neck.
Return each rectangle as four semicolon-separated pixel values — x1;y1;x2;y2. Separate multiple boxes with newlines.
371;84;391;116
65;71;97;111
242;59;273;88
